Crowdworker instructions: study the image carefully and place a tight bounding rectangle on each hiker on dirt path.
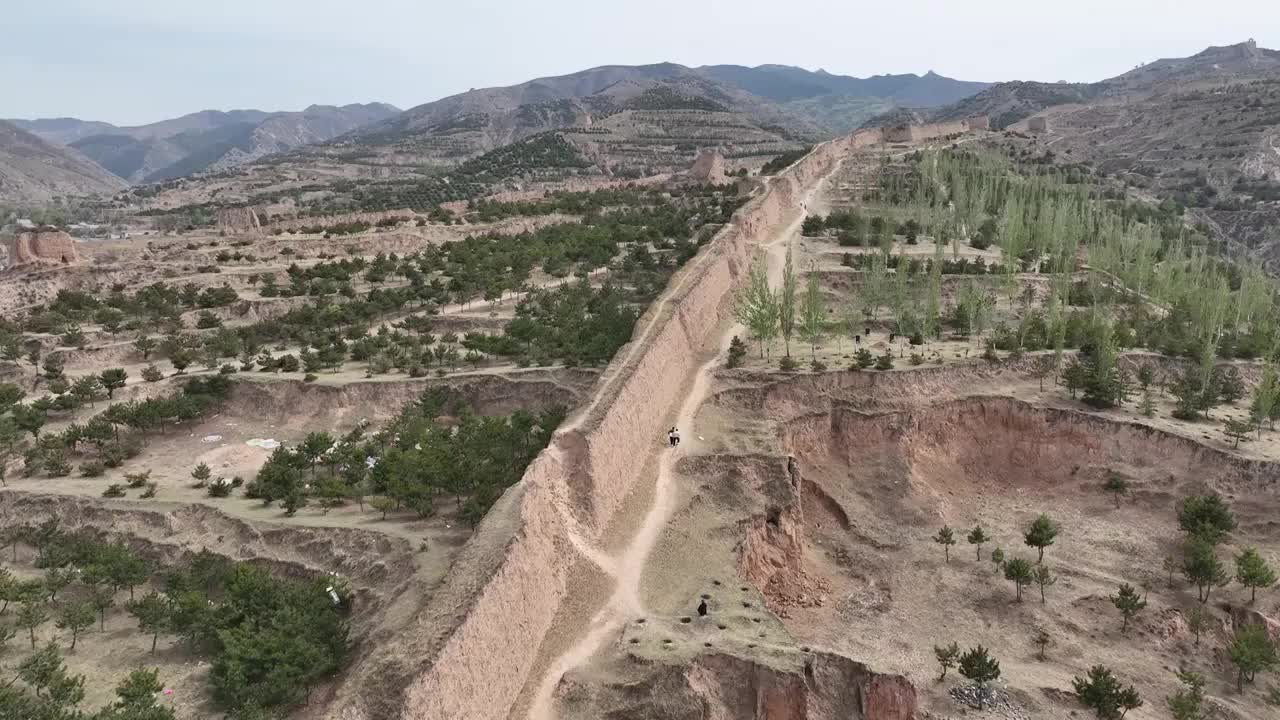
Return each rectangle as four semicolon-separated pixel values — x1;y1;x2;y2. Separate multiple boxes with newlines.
697;598;708;617
668;427;681;447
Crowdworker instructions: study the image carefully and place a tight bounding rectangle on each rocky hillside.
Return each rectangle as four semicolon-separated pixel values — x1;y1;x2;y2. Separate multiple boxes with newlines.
937;40;1280;130
938;40;1280;267
0;120;127;203
10;104;400;184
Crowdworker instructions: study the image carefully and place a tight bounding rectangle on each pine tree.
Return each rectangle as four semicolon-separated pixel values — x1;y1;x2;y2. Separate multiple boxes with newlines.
1166;670;1207;720
1033;628;1052;660
17;601;48;648
1183;536;1230;604
1004;557;1033;601
1110;583;1147;633
55;601;94;650
1033;564;1056;603
1073;665;1143;719
967;525;989;561
1024;513;1059;562
1228;624;1277;692
1184;605;1210;646
1103;472;1129;508
958;646;1001;709
1235;548;1277;603
191;462;212;486
933;526;957;563
1178;493;1236;542
934;641;960;680
127;592;172;653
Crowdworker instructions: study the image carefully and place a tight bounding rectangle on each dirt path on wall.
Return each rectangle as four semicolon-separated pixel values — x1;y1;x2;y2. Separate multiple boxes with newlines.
525;161;843;720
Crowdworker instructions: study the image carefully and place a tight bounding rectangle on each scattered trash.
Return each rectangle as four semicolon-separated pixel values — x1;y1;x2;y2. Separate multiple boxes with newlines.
162;688;173;696
365;457;378;469
246;438;281;450
201;434;223;444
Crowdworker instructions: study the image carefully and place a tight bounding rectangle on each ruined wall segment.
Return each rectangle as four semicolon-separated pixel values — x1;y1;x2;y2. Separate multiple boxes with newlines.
380;122;971;720
688;148;728;185
5;229;80;269
215;207;262;234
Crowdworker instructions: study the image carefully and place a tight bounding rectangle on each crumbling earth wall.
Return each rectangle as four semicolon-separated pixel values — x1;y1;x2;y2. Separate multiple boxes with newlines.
215;207;262;234
350;122;971;720
5;229;79;268
689;149;728;185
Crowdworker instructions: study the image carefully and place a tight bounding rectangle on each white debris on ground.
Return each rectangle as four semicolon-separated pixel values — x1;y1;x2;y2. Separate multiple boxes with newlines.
201;435;223;443
246;438;282;450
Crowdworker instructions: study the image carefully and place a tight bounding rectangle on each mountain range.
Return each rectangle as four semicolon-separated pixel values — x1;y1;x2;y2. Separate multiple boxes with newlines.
350;63;987;150
1;64;987;202
7;104;401;187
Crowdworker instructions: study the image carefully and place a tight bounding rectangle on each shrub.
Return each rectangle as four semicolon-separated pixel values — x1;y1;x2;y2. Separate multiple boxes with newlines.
303;373;318;383
79;460;105;478
727;336;747;369
103;484;127;498
779;356;798;372
982;341;999;362
810;359;827;372
140;482;158;498
852;349;874;370
910;353;925;366
141;365;165;382
207;480;232;498
875;351;894;370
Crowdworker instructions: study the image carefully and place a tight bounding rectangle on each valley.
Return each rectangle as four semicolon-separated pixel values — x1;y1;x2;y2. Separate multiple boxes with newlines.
1;30;1279;720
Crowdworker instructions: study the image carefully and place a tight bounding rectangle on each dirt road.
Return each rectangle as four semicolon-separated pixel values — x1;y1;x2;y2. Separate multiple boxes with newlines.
525;159;843;720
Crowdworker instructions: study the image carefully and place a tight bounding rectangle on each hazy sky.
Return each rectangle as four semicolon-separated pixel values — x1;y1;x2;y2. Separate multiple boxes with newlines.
5;0;1277;125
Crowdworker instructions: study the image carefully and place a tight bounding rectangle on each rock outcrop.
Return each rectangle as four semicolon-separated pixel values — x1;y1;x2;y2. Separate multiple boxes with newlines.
215;207;262;234
1230;605;1280;643
5;228;79;268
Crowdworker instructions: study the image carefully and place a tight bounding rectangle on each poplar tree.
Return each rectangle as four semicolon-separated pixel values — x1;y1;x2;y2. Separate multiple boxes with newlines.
733;258;779;357
778;245;798;357
798;271;826;360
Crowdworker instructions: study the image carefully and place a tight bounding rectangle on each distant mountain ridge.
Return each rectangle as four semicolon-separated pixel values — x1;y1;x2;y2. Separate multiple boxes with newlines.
364;62;988;140
0;120;126;203
698;65;989;107
934;39;1280;129
932;39;1280;269
9;103;400;184
4;63;989;190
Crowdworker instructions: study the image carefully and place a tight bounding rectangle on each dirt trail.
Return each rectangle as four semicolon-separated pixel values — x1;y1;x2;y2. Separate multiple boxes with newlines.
525;162;841;720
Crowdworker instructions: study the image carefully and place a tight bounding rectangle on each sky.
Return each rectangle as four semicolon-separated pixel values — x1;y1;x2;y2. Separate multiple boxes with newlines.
4;0;1278;126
